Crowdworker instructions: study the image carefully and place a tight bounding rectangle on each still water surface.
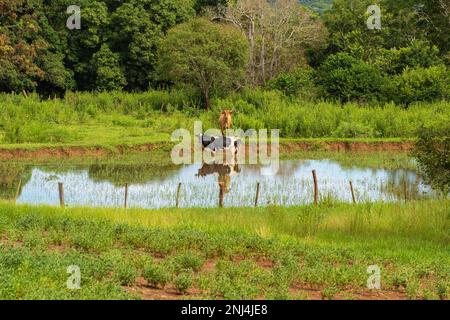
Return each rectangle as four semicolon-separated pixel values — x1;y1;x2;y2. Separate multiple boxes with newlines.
9;159;437;208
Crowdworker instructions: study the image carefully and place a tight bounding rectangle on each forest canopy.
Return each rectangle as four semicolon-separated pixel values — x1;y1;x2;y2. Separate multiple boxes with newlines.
0;0;448;105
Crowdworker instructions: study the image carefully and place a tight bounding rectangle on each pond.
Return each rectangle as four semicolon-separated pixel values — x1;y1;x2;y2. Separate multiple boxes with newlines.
2;159;438;209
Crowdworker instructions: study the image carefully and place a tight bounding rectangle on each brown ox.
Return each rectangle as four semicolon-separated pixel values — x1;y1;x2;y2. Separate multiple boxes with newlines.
219;110;233;136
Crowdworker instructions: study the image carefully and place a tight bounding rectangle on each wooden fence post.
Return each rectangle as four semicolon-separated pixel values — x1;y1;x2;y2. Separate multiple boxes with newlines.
349;180;356;204
58;182;65;208
255;182;260;207
124;183;129;209
176;183;182;208
403;179;407;203
14;178;22;203
312;170;318;205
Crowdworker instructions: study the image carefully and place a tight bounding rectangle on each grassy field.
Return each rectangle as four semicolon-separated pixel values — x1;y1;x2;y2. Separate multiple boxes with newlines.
0;91;447;300
0;91;448;148
0;200;448;300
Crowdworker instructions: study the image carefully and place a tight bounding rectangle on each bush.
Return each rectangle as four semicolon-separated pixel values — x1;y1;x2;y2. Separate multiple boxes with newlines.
318;53;384;102
143;263;170;289
267;67;317;98
174;272;193;294
92;45;127;92
332;121;375;138
375;40;443;76
390;65;449;105
172;252;204;273
413;125;450;193
115;264;138;286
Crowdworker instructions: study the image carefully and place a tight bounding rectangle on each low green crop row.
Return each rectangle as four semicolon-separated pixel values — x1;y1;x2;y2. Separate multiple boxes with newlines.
0;201;448;300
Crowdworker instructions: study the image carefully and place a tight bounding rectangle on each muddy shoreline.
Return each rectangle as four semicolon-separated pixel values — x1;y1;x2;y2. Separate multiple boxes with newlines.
0;141;413;160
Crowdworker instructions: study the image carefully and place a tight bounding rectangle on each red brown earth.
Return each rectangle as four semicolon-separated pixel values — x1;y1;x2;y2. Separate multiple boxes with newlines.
0;141;413;160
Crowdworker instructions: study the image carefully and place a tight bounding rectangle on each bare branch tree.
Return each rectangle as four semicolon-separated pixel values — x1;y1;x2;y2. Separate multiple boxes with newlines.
216;0;326;86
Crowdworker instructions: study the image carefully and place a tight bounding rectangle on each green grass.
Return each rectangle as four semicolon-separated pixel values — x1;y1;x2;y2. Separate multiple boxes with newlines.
0;90;448;148
0;200;448;300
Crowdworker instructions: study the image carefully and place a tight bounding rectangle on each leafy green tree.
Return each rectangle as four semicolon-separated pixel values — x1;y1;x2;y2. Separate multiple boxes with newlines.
390;65;449;105
157;18;248;109
92;44;126;91
37;52;74;96
375;40;443;76
108;0;195;90
194;0;227;12
108;3;161;90
317;53;384;102
0;0;48;92
400;0;450;55
323;0;449;59
322;0;394;60
267;67;316;98
64;0;111;91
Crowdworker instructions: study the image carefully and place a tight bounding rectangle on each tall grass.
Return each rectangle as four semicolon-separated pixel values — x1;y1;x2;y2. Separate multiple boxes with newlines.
0;89;448;144
2;200;447;243
214;89;450;138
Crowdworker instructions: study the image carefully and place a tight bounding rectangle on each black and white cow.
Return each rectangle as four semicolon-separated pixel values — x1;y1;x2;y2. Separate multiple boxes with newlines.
197;134;241;153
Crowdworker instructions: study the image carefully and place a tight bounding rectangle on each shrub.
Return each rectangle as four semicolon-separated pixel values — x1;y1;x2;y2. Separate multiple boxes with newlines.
174;272;193;294
390;65;449;105
413;125;450;193
332;121;375;138
92;44;127;92
115;264;138;286
142;263;170;288
172;253;204;273
267;67;317;98
436;281;448;300
318;53;384;102
375;40;443;76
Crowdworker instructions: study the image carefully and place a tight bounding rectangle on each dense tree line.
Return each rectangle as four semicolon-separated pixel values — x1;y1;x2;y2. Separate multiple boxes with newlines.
0;0;448;105
0;0;200;94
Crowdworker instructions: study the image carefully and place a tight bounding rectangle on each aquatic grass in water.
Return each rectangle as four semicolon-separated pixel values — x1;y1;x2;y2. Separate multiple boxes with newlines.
10;159;439;209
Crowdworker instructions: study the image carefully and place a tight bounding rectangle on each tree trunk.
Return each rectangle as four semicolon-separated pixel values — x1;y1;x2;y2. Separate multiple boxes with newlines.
249;19;256;86
261;32;266;85
204;87;210;111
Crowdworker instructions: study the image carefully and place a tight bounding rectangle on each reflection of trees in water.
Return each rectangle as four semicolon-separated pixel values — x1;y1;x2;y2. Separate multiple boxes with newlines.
28;163;182;187
380;169;431;200
0;163;32;200
242;161;303;176
88;164;181;186
197;163;241;207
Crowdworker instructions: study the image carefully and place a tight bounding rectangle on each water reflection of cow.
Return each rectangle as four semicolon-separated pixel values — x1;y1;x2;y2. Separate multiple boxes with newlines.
196;163;241;207
196;134;242;207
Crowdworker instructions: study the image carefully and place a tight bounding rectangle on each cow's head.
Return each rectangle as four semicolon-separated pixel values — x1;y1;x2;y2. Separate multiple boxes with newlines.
221;110;233;118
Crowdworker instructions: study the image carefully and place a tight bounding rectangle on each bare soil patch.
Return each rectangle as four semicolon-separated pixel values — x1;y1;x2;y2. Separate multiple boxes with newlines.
0;141;412;160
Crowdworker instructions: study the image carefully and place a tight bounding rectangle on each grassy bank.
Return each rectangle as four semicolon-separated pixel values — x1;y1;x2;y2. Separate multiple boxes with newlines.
0;201;448;300
1;91;448;147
